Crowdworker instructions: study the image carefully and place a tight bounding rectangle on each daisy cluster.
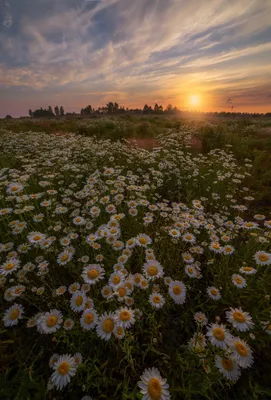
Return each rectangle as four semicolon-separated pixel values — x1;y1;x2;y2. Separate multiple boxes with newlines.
0;129;270;398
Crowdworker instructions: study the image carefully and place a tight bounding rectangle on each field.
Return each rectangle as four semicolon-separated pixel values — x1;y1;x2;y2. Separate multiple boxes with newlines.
0;116;271;400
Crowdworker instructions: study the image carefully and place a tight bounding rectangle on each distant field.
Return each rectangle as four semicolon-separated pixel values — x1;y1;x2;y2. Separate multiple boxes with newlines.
0;116;271;399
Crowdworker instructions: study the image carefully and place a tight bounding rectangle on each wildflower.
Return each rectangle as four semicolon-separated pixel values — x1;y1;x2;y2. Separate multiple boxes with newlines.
115;308;135;329
149;293;165;309
239;266;256;275
254;251;271;266
194;312;208;326
51;354;77;390
96;312;116;341
215;355;241;382
3;303;24;327
38;310;63;334
226;308;254;332
231;337;254;368
143;260;164;280
206;323;232;349
0;258;20;276
168;281;186;304
138;367;171;400
64;318;74;330
80;309;98;330
207;286;221;300
136;234;152;247
82;264;105;285
70;291;86;312
232;274;246;288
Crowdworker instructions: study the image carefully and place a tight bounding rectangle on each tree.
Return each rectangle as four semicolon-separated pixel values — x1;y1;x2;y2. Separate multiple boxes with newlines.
48;106;53;115
106;102;114;114
54;106;60;117
60;106;65;116
5;114;12;119
29;109;33;118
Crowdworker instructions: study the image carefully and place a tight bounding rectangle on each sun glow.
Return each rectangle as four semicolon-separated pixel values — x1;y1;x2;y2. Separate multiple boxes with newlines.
189;95;200;107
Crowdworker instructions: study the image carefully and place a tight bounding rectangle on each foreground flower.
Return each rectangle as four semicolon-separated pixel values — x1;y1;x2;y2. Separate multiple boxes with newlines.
115;308;135;329
3;303;24;327
138;367;171;400
254;251;271;266
80;309;98;330
96;312;116;341
215;355;241;382
38;309;63;334
226;308;254;332
231;337;254;368
51;354;77;390
168;281;186;304
206;323;232;349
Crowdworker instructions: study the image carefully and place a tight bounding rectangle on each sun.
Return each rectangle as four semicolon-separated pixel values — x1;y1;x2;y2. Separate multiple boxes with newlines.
189;95;200;107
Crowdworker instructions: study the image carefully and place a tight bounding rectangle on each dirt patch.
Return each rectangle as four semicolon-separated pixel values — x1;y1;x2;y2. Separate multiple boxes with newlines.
191;136;203;151
127;137;159;150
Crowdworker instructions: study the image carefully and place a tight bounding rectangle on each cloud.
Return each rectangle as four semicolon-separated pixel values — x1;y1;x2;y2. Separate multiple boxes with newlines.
0;0;271;116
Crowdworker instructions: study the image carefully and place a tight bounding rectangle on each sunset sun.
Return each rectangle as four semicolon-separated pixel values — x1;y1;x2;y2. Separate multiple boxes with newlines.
189;95;200;107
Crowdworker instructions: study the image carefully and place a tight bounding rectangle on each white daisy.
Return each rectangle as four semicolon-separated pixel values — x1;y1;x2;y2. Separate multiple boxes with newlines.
194;312;208;326
231;337;254;368
207;286;221;300
168;281;186;304
81;264;105;285
232;274;246;288
80;308;98;330
138;367;171;400
70;291;87;312
96;312;116;341
254;251;271;265
3;303;24;327
38;309;63;334
115;307;135;329
143;260;164;280
149;293;165;309
215;355;241;382
206;323;232;349
0;258;21;276
51;354;77;390
226;308;254;332
136;234;152;247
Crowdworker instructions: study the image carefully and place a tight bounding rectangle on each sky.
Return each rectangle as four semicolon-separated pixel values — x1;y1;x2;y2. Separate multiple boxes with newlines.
0;0;271;117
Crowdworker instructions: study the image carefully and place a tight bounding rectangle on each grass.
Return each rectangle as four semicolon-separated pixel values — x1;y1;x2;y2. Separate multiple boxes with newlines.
0;116;271;400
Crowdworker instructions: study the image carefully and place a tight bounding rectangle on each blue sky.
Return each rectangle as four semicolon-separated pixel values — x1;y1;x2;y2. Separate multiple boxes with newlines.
0;0;271;116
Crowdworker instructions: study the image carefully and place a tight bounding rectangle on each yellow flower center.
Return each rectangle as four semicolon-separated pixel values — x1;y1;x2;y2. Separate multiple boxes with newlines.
84;313;94;324
33;235;41;241
11;186;18;191
186;235;192;240
221;359;233;371
103;288;110;295
112;276;121;284
233;311;246;323
103;319;114;333
75;296;83;306
88;269;99;279
210;289;217;296
234;277;243;285
119;311;131;321
246;223;254;227
235;342;248;357
57;362;70;375
148;378;162;400
118;287;126;297
173;285;182;295
212;243;220;249
141;280;147;287
61;254;69;262
153;296;161;303
5;263;15;271
213;327;225;341
9;309;19;320
188;267;193;274
47;315;58;327
243;267;252;271
116;327;123;335
139;237;147;245
147;266;158;276
258;254;268;262
134;276;141;284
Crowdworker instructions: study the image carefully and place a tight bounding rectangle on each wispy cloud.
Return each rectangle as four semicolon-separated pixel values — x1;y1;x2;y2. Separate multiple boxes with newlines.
0;0;271;116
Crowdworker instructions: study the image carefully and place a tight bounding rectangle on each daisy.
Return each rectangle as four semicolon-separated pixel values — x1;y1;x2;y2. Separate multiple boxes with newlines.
226;308;254;332
112;240;124;251
206;323;232;349
223;245;235;255
209;242;223;253
74;352;83;367
109;272;124;289
51;354;77;390
188;332;207;353
56;286;66;296
194;312;208;326
254;251;271;266
168;281;186;304
182;233;196;243
96;312;116;341
0;258;20;276
81;264;105;285
63;318;74;330
3;303;24;327
114;326;125;339
231;337;254;368
149;293;165;309
101;285;113;299
126;238;136;248
182;253;195;264
115;308;135;329
80;309;98;330
57;251;72;266
169;229;180;238
232;274;246;288
136;234;152;247
49;353;59;368
207;286;221;300
70;291;87;312
215;355;241;382
27;232;46;244
38;309;63;334
143;261;164;280
68;282;80;294
138;367;171;400
239;266;256;275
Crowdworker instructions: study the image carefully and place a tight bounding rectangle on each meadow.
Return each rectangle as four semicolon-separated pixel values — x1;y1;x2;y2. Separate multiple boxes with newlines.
0;116;271;400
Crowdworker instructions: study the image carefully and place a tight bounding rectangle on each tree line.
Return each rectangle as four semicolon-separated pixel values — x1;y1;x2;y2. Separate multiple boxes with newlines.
28;106;65;118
